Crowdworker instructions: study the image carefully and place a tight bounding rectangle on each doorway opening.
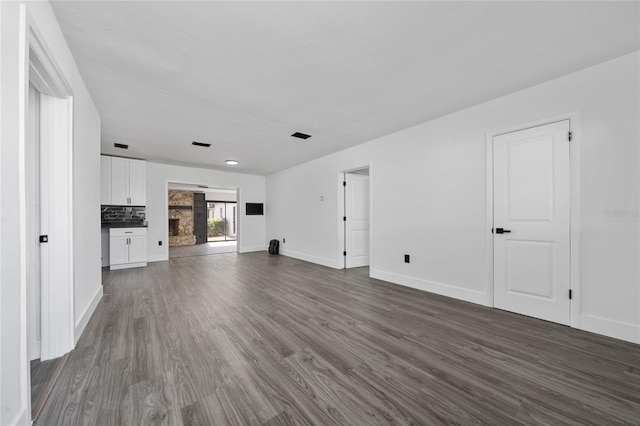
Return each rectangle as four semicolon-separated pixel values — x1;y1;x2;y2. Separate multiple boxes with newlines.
342;167;371;269
167;183;238;259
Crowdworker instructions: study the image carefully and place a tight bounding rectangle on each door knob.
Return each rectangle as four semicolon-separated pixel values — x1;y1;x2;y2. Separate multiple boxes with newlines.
495;228;511;234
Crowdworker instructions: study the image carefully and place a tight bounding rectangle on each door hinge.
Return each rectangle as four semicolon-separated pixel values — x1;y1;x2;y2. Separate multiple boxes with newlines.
569;289;573;299
343;251;347;256
568;131;572;142
343;181;346;187
343;216;346;221
491;228;494;234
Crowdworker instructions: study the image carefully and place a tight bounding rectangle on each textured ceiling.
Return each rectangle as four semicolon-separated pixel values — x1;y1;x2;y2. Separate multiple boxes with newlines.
51;1;639;175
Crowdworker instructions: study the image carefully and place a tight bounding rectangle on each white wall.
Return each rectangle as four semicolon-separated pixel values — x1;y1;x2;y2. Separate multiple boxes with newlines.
1;2;102;424
266;52;640;344
147;162;265;261
203;190;236;202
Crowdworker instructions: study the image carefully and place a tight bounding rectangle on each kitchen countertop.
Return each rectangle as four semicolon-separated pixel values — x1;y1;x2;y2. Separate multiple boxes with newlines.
101;222;148;228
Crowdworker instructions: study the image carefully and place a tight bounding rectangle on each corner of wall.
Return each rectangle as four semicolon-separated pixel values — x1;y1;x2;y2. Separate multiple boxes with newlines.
74;285;102;344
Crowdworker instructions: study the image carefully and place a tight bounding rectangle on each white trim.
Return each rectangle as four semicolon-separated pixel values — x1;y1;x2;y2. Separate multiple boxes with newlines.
10;407;28;426
580;314;640;344
280;249;341;269
484;111;581;327
238;245;266;253
74;286;103;344
110;261;147;271
370;269;488;306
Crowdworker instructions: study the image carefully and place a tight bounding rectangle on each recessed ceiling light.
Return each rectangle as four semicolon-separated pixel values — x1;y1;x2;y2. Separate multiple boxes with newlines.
291;132;311;140
225;160;239;165
192;141;211;147
114;143;129;149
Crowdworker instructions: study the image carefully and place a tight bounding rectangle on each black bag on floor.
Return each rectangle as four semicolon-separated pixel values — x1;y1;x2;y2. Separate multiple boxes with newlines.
268;239;280;255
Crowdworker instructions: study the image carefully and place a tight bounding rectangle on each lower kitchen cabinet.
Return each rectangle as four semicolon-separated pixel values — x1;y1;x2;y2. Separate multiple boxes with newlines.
109;227;147;270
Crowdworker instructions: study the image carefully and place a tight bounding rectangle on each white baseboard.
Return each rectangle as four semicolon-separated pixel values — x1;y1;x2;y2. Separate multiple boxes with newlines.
279;249;341;269
370;269;488;306
239;245;266;253
579;314;639;344
74;285;103;344
9;404;27;425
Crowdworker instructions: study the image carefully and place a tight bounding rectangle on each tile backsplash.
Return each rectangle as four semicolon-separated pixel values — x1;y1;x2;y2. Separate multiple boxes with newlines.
101;206;146;223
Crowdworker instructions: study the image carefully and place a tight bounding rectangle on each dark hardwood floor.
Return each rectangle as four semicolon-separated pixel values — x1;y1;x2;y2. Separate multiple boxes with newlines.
31;354;67;421
38;252;640;425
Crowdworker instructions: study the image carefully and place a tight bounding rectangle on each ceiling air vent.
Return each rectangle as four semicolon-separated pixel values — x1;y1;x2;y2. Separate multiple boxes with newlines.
192;141;211;148
291;132;311;140
114;143;128;149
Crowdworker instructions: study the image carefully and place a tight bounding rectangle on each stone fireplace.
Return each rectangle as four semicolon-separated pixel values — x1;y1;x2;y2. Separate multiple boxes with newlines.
168;219;179;236
168;190;196;247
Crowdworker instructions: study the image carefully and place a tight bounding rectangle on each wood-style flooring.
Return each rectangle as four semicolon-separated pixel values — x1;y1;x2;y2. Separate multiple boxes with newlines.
38;252;640;425
31;354;67;421
169;241;237;259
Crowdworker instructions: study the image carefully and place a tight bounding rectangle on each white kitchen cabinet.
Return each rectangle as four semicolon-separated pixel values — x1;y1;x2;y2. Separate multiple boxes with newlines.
109;228;147;270
103;155;146;206
128;159;146;205
110;157;128;205
100;156;112;205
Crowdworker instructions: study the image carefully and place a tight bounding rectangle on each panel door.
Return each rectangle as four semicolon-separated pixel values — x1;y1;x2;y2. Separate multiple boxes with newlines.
110;156;128;205
345;173;370;268
493;120;571;325
128;235;147;264
128;159;146;206
109;235;129;265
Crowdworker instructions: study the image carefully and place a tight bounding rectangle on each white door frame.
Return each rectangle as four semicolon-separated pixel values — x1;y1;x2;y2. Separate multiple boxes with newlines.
336;164;373;270
485;112;581;328
19;5;75;418
164;180;240;257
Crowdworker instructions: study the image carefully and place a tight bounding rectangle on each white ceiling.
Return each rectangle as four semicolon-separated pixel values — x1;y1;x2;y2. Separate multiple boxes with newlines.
51;1;639;175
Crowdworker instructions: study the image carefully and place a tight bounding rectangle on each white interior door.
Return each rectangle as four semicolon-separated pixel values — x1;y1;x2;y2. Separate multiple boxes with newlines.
27;84;42;361
345;173;370;268
493;120;571;325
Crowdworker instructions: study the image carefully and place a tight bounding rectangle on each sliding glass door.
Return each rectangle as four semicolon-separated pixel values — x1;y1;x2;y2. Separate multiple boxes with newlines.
206;201;237;242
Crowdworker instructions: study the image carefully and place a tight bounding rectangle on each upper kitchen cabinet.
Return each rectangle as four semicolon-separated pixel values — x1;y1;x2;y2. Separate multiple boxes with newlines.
101;155;146;206
100;155;112;205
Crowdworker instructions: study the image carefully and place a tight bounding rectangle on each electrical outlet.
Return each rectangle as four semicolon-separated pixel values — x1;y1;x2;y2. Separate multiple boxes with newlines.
283;238;286;243
404;254;410;263
159;241;163;246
